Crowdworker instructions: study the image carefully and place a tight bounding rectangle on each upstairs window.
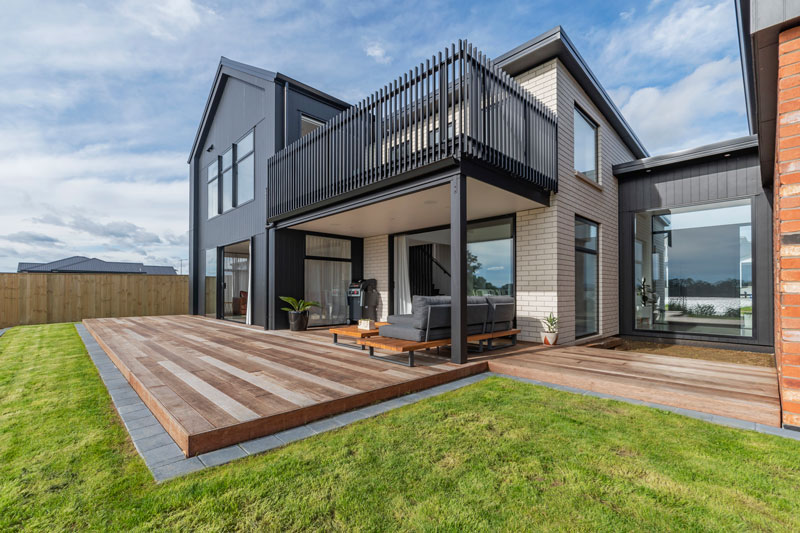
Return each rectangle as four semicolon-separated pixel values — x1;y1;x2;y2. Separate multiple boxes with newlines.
221;147;233;212
301;115;324;137
207;159;219;219
574;106;598;182
236;131;254;205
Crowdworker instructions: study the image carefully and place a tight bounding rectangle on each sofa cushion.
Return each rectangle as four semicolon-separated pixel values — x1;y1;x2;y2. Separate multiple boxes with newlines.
378;324;451;342
378;323;487;343
387;314;415;327
409;295;490;329
486;296;515;325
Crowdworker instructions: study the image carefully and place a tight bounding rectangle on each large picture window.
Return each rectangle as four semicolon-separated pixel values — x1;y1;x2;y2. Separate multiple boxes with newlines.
392;216;514;314
633;199;753;337
575;217;598;338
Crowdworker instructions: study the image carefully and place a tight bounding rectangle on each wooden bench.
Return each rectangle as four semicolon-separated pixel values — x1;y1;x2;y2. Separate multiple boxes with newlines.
357;329;521;367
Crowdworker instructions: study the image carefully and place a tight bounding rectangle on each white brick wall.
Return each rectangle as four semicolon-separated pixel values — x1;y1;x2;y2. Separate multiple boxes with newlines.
514;59;635;344
364;235;389;321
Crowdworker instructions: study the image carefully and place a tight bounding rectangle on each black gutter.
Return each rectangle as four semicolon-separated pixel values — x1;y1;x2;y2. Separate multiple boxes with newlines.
613;135;758;176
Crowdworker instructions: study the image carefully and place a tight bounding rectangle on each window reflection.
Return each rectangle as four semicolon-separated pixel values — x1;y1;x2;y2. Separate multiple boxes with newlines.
634;200;753;337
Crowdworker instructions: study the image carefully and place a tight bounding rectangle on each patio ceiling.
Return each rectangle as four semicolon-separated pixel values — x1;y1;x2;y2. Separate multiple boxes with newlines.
290;177;546;237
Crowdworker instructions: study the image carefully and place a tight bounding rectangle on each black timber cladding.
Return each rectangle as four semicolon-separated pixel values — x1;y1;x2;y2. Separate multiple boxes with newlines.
188;56;349;327
615;136;773;349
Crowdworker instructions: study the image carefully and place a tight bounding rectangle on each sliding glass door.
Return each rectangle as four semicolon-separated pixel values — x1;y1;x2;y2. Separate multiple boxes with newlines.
222;240;250;323
304;235;352;326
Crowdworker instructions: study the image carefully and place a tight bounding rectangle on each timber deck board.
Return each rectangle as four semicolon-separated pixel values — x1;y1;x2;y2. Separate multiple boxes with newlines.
83;315;781;458
487;346;780;427
83;315;485;456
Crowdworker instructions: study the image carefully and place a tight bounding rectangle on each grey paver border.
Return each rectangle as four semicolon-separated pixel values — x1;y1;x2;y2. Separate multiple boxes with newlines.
73;323;800;483
0;328;7;338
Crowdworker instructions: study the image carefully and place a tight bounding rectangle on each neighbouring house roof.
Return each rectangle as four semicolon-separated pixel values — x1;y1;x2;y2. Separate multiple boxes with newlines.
736;0;800;185
613;135;758;176
17;256;177;275
187;56;350;164
494;26;648;160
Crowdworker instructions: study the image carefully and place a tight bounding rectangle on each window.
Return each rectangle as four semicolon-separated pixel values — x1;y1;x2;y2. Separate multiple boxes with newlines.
207;160;218;219
301;115;324;137
575;217;599;338
633;199;753;337
221;147;233;212
304;235;352;326
205;248;217;317
236;131;254;205
392;217;515;314
574;107;598;182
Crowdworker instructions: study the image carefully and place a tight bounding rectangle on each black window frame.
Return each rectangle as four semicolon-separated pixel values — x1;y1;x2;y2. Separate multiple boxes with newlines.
573;105;599;183
575;215;599;339
207;159;220;220
234;129;255;207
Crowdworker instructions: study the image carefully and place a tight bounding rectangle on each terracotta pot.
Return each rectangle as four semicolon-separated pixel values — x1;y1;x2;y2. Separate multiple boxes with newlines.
288;311;309;331
541;332;558;346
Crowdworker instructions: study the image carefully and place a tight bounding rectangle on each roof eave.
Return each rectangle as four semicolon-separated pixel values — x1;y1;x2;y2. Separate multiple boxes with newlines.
494;26;648;159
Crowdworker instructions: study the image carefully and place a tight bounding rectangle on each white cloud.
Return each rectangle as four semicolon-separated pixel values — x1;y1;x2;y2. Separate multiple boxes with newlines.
615;56;745;152
365;42;392;64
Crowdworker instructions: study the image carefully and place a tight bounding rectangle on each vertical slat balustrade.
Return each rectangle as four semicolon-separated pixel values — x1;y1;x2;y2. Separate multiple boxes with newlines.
266;40;558;220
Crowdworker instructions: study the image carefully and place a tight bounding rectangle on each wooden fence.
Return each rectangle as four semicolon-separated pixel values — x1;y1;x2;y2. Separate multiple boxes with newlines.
0;273;189;328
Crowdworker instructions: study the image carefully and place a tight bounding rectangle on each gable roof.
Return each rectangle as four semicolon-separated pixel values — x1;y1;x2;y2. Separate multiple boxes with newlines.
17;256;177;275
494;26;648;159
187;57;349;164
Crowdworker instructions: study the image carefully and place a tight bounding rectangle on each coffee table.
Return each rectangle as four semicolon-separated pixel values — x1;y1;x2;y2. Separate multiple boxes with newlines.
328;323;389;350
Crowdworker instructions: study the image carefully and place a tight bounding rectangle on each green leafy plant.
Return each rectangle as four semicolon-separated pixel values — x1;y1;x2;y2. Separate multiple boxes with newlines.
542;312;559;333
279;296;320;313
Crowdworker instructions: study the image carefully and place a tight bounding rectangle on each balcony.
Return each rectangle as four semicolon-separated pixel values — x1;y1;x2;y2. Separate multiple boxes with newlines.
266;40;558;221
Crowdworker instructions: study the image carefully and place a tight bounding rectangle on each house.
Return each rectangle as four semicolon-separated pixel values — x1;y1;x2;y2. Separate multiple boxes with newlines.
186;11;789;423
17;256;177;275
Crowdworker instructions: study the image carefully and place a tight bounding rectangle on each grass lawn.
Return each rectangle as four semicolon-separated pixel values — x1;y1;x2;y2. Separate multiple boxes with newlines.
1;324;800;531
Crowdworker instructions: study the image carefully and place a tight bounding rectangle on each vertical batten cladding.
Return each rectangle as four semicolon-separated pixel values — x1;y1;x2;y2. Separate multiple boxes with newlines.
364;235;390;321
513;59;634;344
776;25;800;427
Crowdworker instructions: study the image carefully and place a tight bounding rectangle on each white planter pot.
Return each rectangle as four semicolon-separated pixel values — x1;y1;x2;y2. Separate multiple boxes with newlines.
541;332;558;346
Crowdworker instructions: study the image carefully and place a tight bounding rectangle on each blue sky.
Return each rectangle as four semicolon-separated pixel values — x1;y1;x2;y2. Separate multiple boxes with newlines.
0;0;747;273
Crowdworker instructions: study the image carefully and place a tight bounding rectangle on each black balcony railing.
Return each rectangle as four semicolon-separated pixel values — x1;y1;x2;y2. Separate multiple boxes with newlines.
267;40;558;220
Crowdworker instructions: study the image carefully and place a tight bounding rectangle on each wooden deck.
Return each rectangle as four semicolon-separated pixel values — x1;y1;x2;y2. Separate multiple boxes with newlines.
84;316;781;458
486;344;781;427
83;315;485;456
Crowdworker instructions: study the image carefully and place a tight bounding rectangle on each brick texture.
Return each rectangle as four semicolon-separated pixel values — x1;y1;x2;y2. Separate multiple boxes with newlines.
363;235;389;321
514;59;634;344
777;26;800;427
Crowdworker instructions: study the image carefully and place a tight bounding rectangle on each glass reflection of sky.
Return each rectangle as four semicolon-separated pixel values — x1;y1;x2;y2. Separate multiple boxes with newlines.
469;239;512;288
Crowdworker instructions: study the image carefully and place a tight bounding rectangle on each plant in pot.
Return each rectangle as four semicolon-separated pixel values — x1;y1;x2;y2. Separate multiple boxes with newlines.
279;296;320;332
541;312;559;346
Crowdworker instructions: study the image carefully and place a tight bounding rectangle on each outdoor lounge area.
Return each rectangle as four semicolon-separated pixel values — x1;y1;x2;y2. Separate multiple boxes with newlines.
83;314;781;459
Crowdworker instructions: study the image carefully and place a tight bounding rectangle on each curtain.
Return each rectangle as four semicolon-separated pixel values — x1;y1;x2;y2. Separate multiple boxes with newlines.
305;259;351;326
246;240;252;325
394;235;412;314
305;235;351;258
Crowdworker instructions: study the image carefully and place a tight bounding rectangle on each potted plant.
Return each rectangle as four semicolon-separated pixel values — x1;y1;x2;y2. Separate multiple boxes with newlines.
541;312;559;345
279;296;320;331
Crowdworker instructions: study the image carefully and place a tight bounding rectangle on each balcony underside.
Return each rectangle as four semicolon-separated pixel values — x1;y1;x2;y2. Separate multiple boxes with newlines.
279;162;547;237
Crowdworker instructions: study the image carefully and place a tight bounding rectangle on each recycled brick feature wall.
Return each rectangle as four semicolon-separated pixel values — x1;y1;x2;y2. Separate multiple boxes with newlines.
776;25;800;427
364;235;389;321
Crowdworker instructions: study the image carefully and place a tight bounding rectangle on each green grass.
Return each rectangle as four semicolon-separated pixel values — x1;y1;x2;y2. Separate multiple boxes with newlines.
2;323;800;531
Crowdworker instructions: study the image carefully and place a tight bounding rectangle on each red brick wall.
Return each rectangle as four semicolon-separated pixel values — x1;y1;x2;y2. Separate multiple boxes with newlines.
776;26;800;427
